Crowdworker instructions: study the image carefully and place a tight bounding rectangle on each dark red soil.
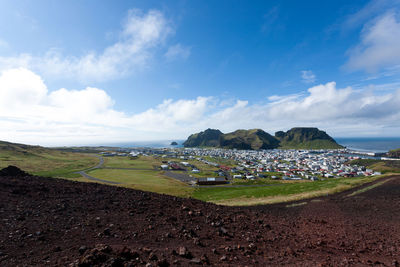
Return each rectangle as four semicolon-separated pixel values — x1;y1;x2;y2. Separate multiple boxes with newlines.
0;165;399;266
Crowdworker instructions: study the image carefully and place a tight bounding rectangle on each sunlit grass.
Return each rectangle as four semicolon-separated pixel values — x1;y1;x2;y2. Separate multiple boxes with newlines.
87;168;193;197
103;156;160;169
193;175;384;206
0;145;98;178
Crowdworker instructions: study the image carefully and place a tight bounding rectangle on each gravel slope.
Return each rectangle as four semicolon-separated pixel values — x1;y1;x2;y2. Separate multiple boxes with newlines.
0;166;399;266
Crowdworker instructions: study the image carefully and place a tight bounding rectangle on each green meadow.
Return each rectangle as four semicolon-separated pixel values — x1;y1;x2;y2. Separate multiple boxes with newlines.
0;141;392;206
0;141;97;178
86;168;193;197
193;175;384;206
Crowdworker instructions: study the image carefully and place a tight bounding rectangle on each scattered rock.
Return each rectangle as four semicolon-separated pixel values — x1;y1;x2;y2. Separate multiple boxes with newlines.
1;166;400;266
79;246;87;255
103;228;111;236
189;258;201;264
149;252;158;261
157;258;169;267
178;247;192;259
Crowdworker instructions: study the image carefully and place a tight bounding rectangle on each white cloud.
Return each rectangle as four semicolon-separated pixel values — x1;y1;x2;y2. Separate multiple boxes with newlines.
1;68;400;146
0;9;172;82
0;68;47;108
345;12;400;72
301;70;316;84
200;82;400;137
164;44;191;61
341;0;399;32
0;68;212;145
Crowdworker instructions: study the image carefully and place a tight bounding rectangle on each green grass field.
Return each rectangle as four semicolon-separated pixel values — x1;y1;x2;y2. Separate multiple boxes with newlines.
87;168;193;197
1;141;391;205
193;175;383;205
103;156;159;169
0;141;98;178
231;178;291;185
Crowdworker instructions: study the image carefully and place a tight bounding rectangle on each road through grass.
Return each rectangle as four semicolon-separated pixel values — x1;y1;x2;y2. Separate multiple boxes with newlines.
87;168;193;197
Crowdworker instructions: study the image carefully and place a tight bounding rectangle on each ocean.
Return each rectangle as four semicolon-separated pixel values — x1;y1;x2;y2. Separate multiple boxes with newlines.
102;137;400;153
335;137;400;153
103;140;185;149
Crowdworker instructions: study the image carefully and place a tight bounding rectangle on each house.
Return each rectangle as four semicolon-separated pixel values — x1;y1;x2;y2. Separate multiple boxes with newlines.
196;177;228;185
160;164;169;170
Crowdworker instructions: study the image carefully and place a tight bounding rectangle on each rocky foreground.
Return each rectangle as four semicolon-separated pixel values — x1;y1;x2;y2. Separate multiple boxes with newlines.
0;166;399;266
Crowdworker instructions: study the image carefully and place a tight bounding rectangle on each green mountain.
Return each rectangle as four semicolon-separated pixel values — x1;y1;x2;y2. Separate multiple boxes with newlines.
182;128;223;147
220;129;280;150
183;127;342;150
275;127;343;149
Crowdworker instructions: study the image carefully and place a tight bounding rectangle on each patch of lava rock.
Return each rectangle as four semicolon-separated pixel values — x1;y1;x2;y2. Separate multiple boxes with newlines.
0;166;399;266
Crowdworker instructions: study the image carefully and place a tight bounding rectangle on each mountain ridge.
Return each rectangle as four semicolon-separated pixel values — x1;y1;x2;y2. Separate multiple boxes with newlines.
183;127;343;150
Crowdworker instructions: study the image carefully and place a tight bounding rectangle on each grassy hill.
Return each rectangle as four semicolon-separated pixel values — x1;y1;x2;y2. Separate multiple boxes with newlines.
276;127;343;149
184;127;342;150
183;128;222;147
0;140;98;178
220;129;280;150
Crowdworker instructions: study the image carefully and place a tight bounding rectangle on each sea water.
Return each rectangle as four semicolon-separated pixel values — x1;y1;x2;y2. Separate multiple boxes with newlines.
335;137;400;153
102;138;400;153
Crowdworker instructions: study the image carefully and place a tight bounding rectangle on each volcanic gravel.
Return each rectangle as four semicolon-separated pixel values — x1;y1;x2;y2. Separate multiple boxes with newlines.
0;165;399;266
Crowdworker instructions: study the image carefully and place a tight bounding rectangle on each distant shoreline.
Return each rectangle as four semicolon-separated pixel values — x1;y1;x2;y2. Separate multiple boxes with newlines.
92;137;400;154
335;137;400;153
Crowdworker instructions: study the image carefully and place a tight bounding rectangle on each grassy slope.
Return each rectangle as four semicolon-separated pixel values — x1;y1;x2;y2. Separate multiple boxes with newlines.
0;141;97;178
350;159;400;173
103;156;159;169
193;175;383;206
220;129;279;150
0;140;389;204
87;168;193;197
87;155;192;197
279;139;343;149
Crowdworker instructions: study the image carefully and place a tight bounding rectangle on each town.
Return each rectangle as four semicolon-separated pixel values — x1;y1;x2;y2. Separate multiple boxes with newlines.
100;147;383;185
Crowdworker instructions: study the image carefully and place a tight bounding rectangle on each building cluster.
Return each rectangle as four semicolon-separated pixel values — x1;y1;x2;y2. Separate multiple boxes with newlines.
104;146;382;181
154;148;382;180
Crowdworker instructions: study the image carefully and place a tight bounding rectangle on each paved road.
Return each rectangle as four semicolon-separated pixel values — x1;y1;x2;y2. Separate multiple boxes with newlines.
76;155;122;185
87;155;104;170
77;170;121;185
103;167;155;171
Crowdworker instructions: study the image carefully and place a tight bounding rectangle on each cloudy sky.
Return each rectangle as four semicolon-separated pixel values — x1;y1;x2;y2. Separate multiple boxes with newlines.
1;0;400;146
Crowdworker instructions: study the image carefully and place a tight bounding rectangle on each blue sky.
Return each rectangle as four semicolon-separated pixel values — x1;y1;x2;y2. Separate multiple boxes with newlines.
1;0;400;145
